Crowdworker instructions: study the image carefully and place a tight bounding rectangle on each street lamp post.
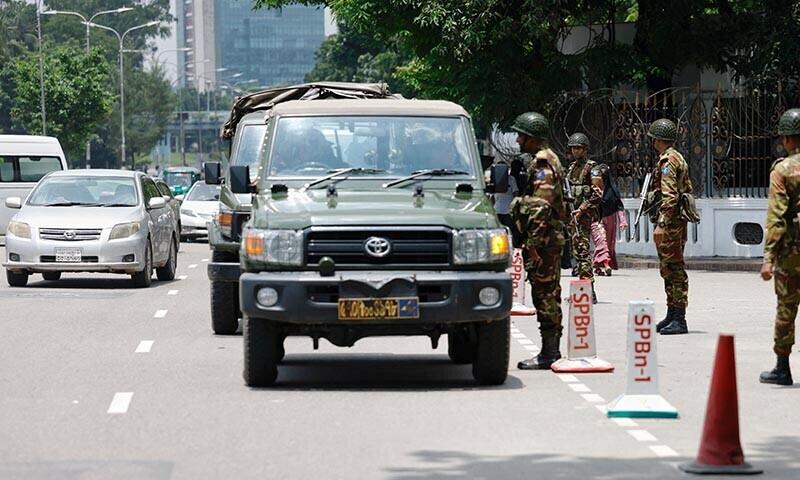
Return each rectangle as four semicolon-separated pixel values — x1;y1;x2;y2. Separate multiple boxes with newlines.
42;7;133;167
84;20;160;168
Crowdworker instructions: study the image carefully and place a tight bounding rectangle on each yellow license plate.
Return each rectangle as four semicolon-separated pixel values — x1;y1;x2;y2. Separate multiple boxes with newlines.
337;297;419;320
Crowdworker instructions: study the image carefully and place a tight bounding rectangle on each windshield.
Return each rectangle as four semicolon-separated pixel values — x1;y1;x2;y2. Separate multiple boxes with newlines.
186;183;221;201
163;171;198;188
266;116;477;179
28;176;139;207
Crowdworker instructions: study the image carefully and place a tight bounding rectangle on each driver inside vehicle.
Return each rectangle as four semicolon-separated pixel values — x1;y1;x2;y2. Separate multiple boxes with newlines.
271;126;346;175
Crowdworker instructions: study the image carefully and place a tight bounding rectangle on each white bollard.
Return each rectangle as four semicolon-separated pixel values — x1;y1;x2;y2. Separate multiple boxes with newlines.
606;300;678;418
509;248;536;316
551;279;614;373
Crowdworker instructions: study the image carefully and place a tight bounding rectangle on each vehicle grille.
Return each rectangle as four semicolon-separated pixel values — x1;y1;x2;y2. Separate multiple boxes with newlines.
40;255;99;263
306;227;451;267
39;228;102;241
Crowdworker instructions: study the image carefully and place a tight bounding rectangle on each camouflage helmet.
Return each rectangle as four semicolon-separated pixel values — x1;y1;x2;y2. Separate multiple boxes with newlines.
567;132;590;148
777;108;800;136
647;118;678;141
511;112;549;140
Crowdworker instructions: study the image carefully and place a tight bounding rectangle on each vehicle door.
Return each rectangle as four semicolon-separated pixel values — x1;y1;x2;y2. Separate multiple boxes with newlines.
141;177;169;262
155;180;179;232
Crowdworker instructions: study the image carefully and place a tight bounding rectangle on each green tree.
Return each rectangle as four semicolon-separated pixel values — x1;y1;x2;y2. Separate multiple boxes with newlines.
9;45;114;162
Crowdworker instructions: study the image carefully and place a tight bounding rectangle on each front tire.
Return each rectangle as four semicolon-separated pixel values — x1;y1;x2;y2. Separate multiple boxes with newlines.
42;271;61;281
472;317;510;385
156;238;177;281
448;327;477;364
210;250;240;335
6;270;29;287
243;316;281;387
131;242;153;288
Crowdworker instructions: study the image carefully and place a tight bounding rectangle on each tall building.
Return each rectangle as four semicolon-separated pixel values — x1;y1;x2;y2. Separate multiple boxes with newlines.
177;1;326;91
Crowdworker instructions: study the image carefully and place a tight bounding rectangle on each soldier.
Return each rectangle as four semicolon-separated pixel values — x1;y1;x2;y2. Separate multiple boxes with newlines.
648;118;692;335
759;108;800;386
565;133;603;303
510;112;567;369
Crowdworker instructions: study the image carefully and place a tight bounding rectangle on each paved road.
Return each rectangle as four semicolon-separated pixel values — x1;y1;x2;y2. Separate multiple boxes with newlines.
1;242;798;479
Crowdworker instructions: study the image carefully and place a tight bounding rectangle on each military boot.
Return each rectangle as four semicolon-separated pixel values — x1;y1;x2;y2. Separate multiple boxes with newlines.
759;356;793;386
659;308;688;335
518;335;562;370
655;307;675;333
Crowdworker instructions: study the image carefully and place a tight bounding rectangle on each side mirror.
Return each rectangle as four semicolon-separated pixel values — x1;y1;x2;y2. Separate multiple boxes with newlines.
175;194;184;201
230;165;252;194
204;162;222;185
148;197;167;210
487;163;509;194
4;197;22;209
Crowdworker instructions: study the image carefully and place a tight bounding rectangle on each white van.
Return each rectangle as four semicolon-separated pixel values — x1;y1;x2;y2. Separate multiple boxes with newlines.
1;135;68;245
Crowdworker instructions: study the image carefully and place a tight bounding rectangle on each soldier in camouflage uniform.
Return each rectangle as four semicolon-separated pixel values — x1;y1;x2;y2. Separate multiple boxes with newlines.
647;119;693;335
510;112;567;370
759;108;800;386
566;133;603;303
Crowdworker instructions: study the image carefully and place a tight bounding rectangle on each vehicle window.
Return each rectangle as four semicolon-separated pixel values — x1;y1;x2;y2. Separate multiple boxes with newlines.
163;171;197;188
155;181;173;197
142;178;160;203
267;116;476;178
234;124;268;182
0;156;62;182
186;183;221;201
27;176;138;206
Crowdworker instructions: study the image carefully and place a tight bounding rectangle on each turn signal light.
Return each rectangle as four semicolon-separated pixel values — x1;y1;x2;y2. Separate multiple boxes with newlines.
490;232;510;256
218;211;232;227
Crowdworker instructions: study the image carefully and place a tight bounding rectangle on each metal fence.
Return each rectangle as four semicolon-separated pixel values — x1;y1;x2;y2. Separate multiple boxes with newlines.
548;85;793;199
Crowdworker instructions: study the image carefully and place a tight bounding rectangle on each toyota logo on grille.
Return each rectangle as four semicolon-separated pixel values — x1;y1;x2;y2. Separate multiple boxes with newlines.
63;230;76;240
364;237;391;257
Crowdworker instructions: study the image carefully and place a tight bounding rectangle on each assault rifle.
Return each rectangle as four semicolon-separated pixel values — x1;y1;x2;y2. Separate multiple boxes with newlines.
633;172;652;230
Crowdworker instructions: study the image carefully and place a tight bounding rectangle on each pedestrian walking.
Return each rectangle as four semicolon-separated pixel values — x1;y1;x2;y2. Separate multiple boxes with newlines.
646;119;694;336
565;133;602;303
759;108;800;386
510;112;567;370
592;163;628;274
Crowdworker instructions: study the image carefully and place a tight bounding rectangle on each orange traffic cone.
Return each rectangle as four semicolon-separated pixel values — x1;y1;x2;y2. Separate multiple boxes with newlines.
680;334;762;475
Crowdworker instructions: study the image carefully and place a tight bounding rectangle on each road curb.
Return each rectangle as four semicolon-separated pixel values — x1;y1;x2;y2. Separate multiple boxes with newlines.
618;255;761;272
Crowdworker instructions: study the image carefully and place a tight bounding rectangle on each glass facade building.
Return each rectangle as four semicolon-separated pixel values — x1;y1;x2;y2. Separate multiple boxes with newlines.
214;3;326;88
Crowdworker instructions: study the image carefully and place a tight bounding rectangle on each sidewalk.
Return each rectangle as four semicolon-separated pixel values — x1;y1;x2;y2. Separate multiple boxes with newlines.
618;255;762;272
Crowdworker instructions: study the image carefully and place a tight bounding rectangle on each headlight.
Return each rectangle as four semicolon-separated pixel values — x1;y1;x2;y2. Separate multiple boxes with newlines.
7;221;31;239
181;208;197;217
243;229;303;265
453;228;510;264
109;221;141;240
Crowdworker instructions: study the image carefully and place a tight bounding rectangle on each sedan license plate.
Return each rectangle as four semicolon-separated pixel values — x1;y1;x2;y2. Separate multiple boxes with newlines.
55;248;82;262
338;297;419;321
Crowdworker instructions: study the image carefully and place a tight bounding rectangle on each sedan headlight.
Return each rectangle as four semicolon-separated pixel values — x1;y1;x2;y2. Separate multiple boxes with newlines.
180;208;197;217
109;221;141;240
243;229;303;265
453;228;510;265
7;220;31;239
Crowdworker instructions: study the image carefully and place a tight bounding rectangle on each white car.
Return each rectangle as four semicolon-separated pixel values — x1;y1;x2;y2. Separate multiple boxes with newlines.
178;182;220;241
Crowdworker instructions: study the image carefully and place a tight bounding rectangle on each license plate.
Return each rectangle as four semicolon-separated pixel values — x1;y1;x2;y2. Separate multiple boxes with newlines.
55;248;81;262
338;297;419;320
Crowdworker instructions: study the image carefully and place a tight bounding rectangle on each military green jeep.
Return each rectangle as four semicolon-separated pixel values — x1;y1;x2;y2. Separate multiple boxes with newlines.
226;93;513;387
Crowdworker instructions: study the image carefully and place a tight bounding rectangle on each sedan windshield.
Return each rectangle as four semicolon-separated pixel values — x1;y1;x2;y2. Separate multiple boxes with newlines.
267;116;476;179
28;176;139;207
186;183;220;201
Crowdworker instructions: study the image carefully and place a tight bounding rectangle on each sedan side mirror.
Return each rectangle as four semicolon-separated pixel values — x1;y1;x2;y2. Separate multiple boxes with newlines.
148;197;167;210
486;163;509;194
204;162;222;185
230;165;252;194
4;197;22;209
175;194;184;201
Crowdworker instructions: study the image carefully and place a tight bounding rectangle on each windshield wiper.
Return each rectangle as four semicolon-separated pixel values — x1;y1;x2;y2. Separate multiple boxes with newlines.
382;169;470;188
42;201;102;207
101;203;136;207
302;167;387;191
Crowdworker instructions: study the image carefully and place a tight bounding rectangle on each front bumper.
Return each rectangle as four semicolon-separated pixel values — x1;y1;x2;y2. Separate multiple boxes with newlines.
2;231;146;273
240;270;512;324
180;214;213;237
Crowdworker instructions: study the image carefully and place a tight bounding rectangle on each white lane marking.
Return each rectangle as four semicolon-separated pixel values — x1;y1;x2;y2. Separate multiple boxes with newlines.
167;289;178;296
557;374;579;383
627;430;658;442
511;333;526;339
612;418;639;428
135;341;154;353
517;338;535;345
178;275;188;280
568;383;591;393
649;445;679;458
595;405;608;414
188;264;198;269
153;310;168;318
581;393;605;403
202;258;209;262
107;392;133;414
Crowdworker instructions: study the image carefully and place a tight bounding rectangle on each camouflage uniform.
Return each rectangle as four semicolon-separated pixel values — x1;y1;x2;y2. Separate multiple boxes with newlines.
566;157;602;280
513;147;566;337
763;153;800;357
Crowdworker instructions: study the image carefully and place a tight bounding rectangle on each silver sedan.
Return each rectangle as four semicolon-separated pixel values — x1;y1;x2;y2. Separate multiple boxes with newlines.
2;169;178;288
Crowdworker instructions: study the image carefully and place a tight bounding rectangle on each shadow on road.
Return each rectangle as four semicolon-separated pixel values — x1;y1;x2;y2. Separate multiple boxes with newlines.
20;277;179;290
0;460;173;480
258;354;525;392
